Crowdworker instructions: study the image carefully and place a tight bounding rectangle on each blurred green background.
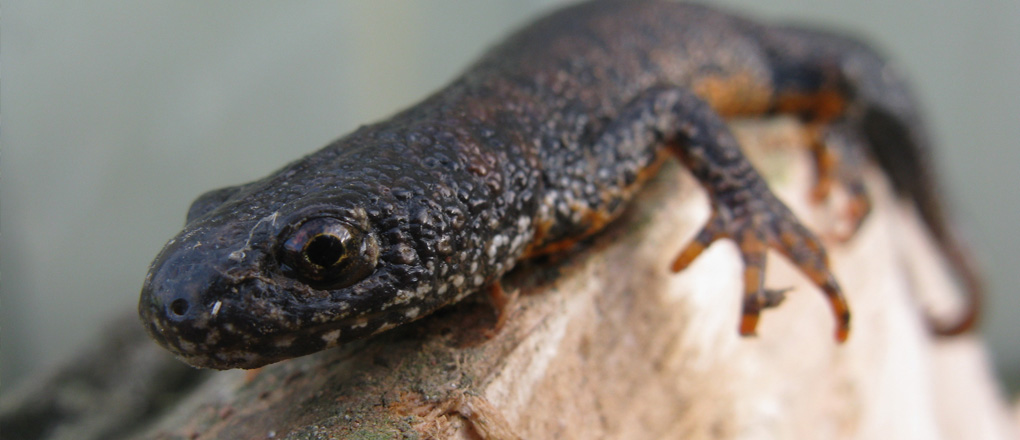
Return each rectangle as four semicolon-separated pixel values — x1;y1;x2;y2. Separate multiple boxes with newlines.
3;1;1018;394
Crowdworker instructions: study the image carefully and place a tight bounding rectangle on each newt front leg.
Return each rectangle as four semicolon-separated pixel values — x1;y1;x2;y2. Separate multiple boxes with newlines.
604;86;850;341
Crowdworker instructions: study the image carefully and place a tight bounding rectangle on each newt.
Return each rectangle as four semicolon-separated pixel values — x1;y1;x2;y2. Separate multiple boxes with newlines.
138;0;979;369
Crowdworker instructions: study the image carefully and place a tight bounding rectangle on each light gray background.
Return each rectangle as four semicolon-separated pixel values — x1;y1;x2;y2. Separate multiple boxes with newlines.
3;1;1018;394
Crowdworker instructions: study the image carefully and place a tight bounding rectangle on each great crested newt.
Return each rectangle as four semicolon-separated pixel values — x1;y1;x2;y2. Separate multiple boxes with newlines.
139;0;980;369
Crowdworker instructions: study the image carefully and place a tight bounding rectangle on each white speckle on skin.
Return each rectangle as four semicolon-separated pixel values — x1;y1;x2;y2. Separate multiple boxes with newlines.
473;275;484;286
210;301;222;316
274;335;295;348
487;234;506;259
404;307;420;319
204;329;221;345
510;234;524;254
437;284;449;295
416;284;431;297
452;275;465;287
383;290;416;310
179;340;196;352
517;216;531;230
322;329;341;344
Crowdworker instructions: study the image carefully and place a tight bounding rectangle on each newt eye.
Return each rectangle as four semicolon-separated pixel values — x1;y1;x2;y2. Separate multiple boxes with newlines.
278;217;379;288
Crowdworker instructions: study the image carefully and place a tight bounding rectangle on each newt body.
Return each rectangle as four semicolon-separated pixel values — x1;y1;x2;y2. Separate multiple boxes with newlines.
139;1;976;369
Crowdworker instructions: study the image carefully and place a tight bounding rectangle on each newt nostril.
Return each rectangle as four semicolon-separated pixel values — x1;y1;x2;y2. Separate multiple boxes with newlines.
170;298;190;317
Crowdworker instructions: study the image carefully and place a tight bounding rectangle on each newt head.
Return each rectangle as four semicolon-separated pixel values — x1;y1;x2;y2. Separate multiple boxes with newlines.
138;150;453;370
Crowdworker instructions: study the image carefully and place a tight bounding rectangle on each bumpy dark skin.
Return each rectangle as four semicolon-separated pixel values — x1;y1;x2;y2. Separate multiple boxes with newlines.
139;0;978;369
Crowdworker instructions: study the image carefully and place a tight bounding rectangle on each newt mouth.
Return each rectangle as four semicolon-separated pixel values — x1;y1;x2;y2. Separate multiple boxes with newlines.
141;296;398;370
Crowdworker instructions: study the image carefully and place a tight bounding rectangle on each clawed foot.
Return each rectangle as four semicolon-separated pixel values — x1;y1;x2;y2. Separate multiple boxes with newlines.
672;194;851;342
483;282;518;339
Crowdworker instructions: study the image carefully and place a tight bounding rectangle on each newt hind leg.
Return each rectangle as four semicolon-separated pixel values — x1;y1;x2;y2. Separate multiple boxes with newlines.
603;86;851;341
760;26;980;335
807;121;874;240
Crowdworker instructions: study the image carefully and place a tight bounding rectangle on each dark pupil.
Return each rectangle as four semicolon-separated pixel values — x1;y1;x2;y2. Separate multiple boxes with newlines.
305;234;346;268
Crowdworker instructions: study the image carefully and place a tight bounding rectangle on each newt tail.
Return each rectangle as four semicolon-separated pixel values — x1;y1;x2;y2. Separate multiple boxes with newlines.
857;83;982;335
